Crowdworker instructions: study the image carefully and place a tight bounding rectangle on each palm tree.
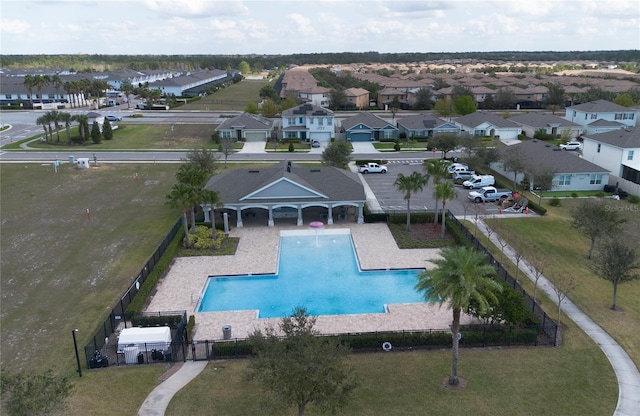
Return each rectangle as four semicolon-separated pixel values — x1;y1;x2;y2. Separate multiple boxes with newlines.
23;74;36;108
415;247;502;386
434;181;456;238
59;112;73;144
36;113;52;142
394;171;428;231
176;164;209;233
166;183;194;248
121;79;134;109
33;74;50;105
51;74;63;102
73;114;89;142
47;110;62;143
424;159;451;224
201;189;222;239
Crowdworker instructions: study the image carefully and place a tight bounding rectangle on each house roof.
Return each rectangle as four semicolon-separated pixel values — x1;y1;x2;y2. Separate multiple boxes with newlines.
587;119;627;128
509;113;581;128
498;140;609;174
566;99;633;113
454;112;521;129
299;85;330;94
282;103;333;117
341;112;394;130
396;113;450;130
204;161;365;205
216;112;273;131
583;125;640;148
344;87;369;97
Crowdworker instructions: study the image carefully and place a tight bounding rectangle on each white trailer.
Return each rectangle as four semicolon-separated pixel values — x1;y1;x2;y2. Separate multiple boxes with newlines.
116;326;172;355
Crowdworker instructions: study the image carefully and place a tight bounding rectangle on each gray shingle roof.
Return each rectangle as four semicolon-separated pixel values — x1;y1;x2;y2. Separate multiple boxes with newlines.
341;112;394;130
396;113;450;130
509;113;580;128
205;161;365;204
566;99;632;113
498;140;609;174
454;112;521;129
281;103;333;117
584;125;640;148
216;112;273;131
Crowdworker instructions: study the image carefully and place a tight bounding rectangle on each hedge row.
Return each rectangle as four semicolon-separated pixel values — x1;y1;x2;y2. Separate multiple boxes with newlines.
130;314;184;329
208;325;542;358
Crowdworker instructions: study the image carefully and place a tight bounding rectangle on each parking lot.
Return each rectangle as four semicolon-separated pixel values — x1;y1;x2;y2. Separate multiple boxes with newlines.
360;159;504;218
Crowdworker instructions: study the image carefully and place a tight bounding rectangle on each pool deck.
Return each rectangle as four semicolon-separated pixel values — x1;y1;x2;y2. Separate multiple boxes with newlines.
145;223;477;340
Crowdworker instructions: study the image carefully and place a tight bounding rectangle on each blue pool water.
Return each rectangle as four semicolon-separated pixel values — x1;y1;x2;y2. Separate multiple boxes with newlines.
197;232;426;318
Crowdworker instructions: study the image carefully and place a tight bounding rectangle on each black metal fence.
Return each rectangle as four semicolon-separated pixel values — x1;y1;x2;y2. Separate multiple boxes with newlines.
82;218;182;366
446;211;558;344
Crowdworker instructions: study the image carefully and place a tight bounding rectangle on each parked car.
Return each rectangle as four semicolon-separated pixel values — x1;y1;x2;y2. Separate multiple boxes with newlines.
311;140;321;148
559;141;581;151
462;174;495;189
105;115;122;121
447;163;469;173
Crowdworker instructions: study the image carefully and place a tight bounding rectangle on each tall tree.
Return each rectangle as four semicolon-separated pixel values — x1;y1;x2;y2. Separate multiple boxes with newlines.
412;87;433;110
501;146;527;190
321;141;352;169
33;74;50;105
175;163;209;233
260;99;279;118
185;147;219;174
248;307;357;416
120;79;134;109
430;133;460;160
23;74;36;108
166;182;194;248
415;247;501;386
59;112;73;144
102;118;113;140
434;181;456;238
51;74;63;102
238;61;251;74
72;114;89;142
423;159;450;224
328;88;348;110
592;238;640;310
90;121;102;144
394;172;428;231
571;200;626;259
453;95;477;115
36;113;52;143
259;85;279;102
200;189;222;239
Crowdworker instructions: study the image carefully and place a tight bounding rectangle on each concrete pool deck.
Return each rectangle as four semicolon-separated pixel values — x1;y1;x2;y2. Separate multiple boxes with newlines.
145;223;475;340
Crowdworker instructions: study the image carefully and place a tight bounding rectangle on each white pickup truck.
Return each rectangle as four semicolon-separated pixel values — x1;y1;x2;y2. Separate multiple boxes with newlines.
468;186;513;203
358;162;388;174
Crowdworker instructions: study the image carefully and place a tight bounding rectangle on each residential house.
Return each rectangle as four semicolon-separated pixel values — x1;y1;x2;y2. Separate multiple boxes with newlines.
281;103;334;142
344;87;370;109
202;160;366;228
509;113;582;139
492;139;610;192
298;85;331;107
377;88;410;110
564;99;638;135
341;112;398;142
581;125;640;196
452;112;522;140
215;112;274;142
396;113;460;138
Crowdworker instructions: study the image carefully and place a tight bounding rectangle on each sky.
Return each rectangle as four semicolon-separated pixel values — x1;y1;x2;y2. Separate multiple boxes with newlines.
1;0;639;55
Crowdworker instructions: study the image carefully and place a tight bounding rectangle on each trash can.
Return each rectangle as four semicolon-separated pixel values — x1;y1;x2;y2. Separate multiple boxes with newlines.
68;155;75;164
222;325;232;340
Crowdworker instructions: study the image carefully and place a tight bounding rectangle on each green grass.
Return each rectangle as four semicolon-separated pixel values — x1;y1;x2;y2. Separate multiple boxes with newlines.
166;336;616;416
23;124;218;150
485;198;640;366
538;190;614;197
0;163;179;373
180;79;273;111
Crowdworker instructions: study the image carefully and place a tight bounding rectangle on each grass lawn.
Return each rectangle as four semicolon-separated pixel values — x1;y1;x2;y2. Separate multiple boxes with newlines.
537;190;615;198
180;79;273;111
485;198;640;366
0;163;179;373
23;124;218;150
166;328;616;416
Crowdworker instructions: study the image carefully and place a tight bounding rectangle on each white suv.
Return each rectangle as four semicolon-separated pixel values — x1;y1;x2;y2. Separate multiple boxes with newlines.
559;141;581;151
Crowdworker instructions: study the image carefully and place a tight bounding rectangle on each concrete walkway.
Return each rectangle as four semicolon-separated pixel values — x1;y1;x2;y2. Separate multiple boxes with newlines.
473;217;640;416
137;361;208;416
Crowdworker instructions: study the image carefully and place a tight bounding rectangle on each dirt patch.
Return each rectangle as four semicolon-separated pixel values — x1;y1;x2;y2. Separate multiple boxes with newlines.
408;222;454;241
441;376;468;391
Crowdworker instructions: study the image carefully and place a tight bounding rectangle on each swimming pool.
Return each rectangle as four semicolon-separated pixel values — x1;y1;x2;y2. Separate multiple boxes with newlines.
197;230;426;318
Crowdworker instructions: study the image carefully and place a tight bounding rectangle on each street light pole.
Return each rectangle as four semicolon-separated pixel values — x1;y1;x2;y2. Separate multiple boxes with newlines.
72;328;82;377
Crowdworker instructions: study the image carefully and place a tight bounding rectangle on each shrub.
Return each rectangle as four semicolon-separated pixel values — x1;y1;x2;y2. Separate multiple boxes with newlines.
549;197;561;207
571;192;579;198
186;315;196;341
628;194;640;204
190;226;226;250
393;142;401;151
526;199;547;215
288;142;294;152
130;314;184;328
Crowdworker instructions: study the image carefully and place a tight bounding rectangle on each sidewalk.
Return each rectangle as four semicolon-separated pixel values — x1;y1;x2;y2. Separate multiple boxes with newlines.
473;217;640;416
137;361;208;416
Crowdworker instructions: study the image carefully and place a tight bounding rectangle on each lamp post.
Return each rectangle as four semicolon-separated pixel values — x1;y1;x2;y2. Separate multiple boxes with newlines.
72;328;82;377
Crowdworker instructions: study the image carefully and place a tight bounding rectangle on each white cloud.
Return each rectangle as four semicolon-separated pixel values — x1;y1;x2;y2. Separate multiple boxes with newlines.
285;13;315;36
1;19;31;34
143;0;248;18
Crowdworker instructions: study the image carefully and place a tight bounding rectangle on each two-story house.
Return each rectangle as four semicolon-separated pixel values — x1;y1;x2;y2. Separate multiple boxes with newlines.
281;104;334;143
344;88;370;109
581;125;640;196
298;85;331;107
564;99;638;135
